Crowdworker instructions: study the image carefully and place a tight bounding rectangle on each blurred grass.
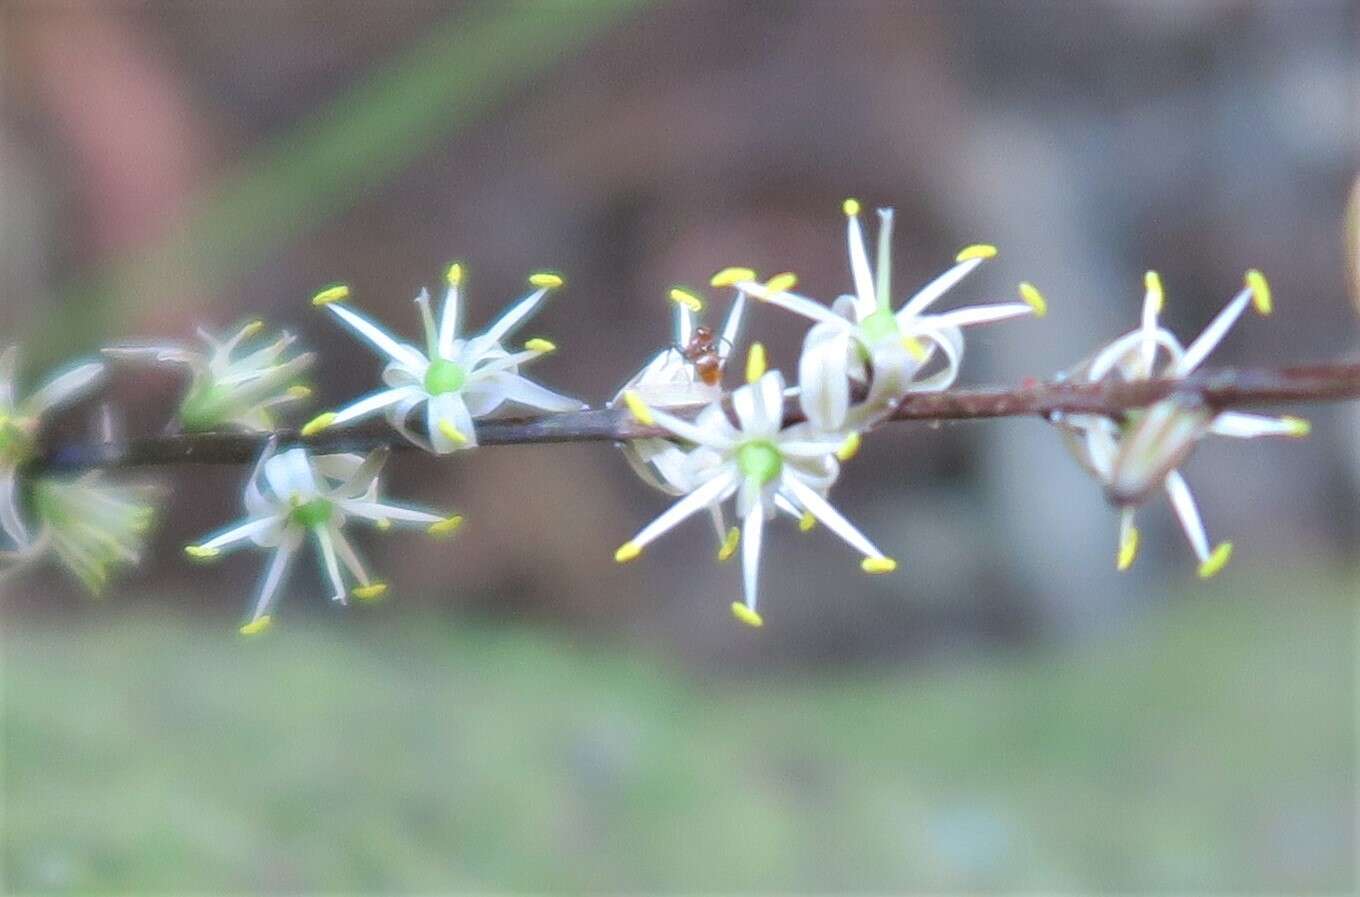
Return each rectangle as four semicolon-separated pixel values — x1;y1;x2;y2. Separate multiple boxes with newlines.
3;570;1355;892
47;0;648;358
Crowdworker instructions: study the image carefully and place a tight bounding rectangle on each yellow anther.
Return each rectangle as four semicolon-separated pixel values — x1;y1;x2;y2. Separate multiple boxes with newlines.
1281;416;1311;437
717;527;740;562
184;545;220;560
529;272;563;289
711;267;757;288
374;518;393;531
524;338;556;353
1144;270;1164;313
668;287;705;312
1018;282;1048;317
1245;268;1271;315
1198;542;1234;579
730;602;764;628
955;244;998;263
623;390;655;426
1117;526;1140;572
745;342;767;384
437;420;469;445
902;336;929;362
798;511;816;533
446;262;464;286
241;320;265;337
763;272;798;294
861;556;898;574
311;284;350;306
352;583;388;601
614;541;642;564
427;515;464;538
842;197;861;217
836;432;862;462
286;385;313;400
300;412;336;437
239;615;272;636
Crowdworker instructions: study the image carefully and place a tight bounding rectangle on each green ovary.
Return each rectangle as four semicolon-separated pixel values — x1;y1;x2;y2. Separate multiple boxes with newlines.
859;308;900;346
289;498;333;528
0;418;34;466
424;360;467;396
737;440;783;486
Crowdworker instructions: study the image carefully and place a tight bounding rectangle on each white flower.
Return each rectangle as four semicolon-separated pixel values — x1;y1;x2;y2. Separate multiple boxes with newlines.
105;320;315;431
610;284;746;497
185;443;463;634
305;265;585;453
17;472;159;594
614;349;896;628
735;199;1044;432
1051;269;1307;578
0;348;106;547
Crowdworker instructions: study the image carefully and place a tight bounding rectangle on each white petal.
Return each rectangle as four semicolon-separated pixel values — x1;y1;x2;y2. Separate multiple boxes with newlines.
328;523;370;585
414;289;439;358
1173;287;1253;376
627;467;739;550
896;257;984;321
1209;412;1303;439
846;211;877;319
198;516;280;553
647;405;735;451
250;536;298;622
798;323;851;432
0;346;18;409
325;303;428;370
23;362;105;417
0;466;28;546
904;324;964;393
1163;469;1210;561
331;386;425;427
1087;328;1184;383
439;282;461;357
478;287;550;347
475;372;585;413
340;499;445;526
912;302;1033;330
674;300;695;350
740;282;853;328
385;393;433;452
427;392;477;453
264;448;319;501
717;291;747;364
739;502;765;612
312;525;348;603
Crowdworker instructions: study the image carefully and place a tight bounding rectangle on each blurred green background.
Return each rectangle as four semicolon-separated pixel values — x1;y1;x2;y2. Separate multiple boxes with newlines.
2;0;1357;892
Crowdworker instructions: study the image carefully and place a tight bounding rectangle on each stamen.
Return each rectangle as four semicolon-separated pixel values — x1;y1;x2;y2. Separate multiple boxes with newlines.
1281;416;1311;437
711;267;757;288
301;412;336;437
622;390;655;426
1245;269;1271;315
1018;282;1048;317
184;545;220;560
352;583;388;601
374;518;393;531
763;272;798;294
730;602;764;628
528;272;563;289
437;420;469;445
427;515;464;538
1144;271;1164;313
311;284;350;306
286;385;313;400
614;541;642;564
745;343;767;384
955;244;997;263
798;512;816;533
668;287;704;312
239;615;272;636
836;432;861;462
861;556;898;574
240;320;265;338
717;526;740;562
1117;525;1139;572
446;262;464;286
902;336;929;361
842;198;861;217
1198;542;1233;579
524;338;556;353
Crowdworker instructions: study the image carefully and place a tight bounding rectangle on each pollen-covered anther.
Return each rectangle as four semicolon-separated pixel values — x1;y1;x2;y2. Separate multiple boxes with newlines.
311;284;350;306
798;511;816;533
446;262;464;286
184;545;220;560
730;602;764;628
622;390;655;426
427;515;464;538
1198;542;1234;579
1018;282;1048;317
717;526;740;562
286;385;313;400
614;541;642;564
745;343;767;384
902;336;929;362
836;432;862;462
763;272;798;294
711;267;757;288
524;338;556;353
1117;526;1140;571
955;244;998;263
842;197;861;217
528;272;564;289
437;421;469;445
668;287;705;312
1245;269;1272;315
352;583;388;601
861;556;898;574
374;518;393;531
1281;416;1311;437
301;412;336;437
241;320;265;337
1144;270;1165;313
239;616;273;636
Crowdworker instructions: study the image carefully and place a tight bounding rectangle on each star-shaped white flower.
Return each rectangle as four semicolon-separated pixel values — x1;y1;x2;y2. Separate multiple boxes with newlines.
185;443;463;634
105;320;315;431
0;348;106;547
306;265;585;453
1051;269;1307;577
611;284;747;498
735;199;1044;432
614;348;897;627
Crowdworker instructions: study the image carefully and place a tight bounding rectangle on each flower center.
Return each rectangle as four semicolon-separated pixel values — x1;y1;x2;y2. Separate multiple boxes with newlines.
0;417;35;466
424;359;467;396
289;497;333;528
179;384;232;431
736;440;783;486
859;308;900;346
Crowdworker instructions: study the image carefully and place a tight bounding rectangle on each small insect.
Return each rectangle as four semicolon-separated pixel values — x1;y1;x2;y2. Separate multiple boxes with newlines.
680;325;724;386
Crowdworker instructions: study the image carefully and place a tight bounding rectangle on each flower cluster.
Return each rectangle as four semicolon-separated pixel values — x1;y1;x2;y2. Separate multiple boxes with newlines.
0;199;1312;634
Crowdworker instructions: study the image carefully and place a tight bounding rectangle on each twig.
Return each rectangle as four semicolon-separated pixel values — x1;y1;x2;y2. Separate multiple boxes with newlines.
32;361;1360;473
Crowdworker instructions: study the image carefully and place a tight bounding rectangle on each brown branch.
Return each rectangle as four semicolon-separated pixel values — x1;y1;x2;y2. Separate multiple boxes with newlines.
32;360;1360;473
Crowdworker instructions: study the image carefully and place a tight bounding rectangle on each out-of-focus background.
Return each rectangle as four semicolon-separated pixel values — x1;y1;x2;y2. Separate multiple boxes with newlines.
2;1;1357;892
